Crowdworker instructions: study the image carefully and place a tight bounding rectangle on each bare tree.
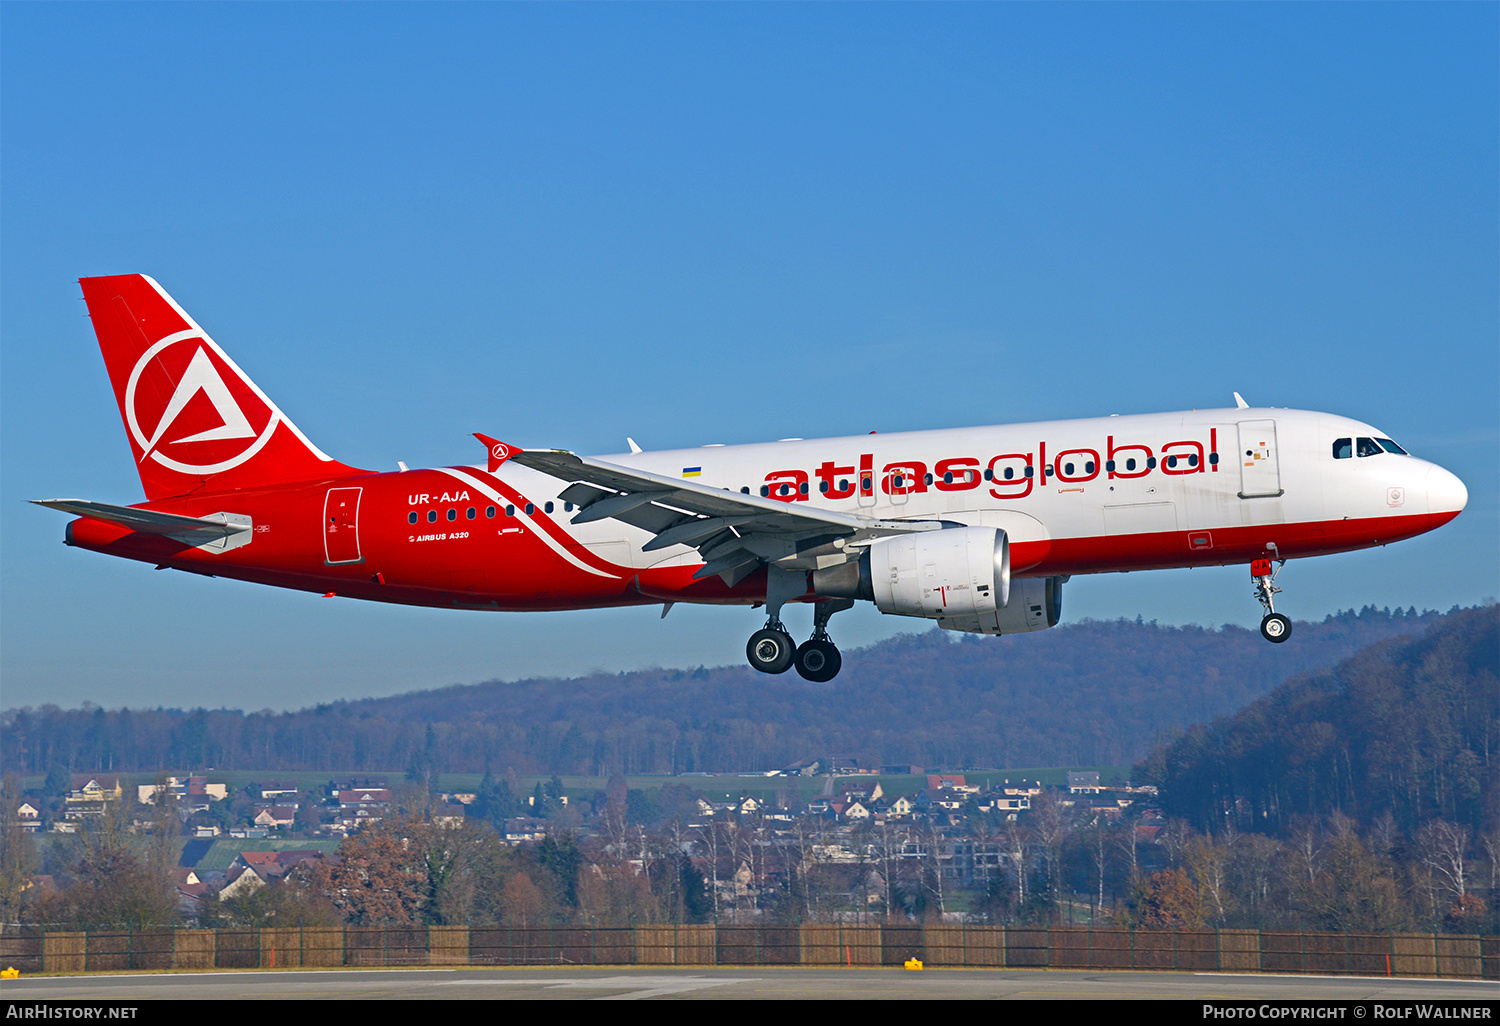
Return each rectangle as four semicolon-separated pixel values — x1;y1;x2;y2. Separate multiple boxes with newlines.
1185;831;1231;926
1114;815;1141;886
0;776;36;925
1081;815;1114;920
1026;792;1073;919
1226;831;1280;928
698;819;724;922
1287;817;1323;888
1415;819;1471;903
1480;829;1499;896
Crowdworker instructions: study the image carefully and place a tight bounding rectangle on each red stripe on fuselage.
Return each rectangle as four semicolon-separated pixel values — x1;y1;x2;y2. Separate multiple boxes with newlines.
453;467;634;579
1026;509;1439;576
62;490;1441;608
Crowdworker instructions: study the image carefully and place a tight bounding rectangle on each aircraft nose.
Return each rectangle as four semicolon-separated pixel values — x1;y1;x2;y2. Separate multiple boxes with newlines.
1425;464;1468;523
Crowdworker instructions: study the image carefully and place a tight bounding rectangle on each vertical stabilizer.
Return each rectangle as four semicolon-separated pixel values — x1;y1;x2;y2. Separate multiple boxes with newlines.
79;274;364;499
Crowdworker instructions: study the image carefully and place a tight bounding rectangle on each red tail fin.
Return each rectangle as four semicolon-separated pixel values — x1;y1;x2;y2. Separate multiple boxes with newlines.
80;274;365;500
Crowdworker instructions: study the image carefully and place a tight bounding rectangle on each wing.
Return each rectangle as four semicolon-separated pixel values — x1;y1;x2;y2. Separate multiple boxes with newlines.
510;448;941;585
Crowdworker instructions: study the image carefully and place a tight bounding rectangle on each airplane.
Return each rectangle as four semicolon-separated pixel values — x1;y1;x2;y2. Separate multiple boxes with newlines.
35;275;1469;682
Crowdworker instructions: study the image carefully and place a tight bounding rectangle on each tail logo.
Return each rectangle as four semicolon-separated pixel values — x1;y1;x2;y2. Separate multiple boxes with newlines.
125;330;280;475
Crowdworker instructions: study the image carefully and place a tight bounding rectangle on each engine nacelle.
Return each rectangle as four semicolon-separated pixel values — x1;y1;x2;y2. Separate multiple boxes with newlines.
810;526;1064;636
813;526;1009;618
938;574;1065;636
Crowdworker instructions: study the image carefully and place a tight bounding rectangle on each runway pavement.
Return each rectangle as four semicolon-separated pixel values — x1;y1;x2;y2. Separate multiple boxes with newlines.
3;965;1497;1002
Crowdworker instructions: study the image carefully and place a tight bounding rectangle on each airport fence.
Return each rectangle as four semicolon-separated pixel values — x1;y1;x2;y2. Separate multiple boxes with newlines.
2;924;1495;978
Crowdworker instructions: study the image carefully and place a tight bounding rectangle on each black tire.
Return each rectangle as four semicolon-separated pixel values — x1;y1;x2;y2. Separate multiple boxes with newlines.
794;639;842;682
1260;613;1292;643
747;628;795;674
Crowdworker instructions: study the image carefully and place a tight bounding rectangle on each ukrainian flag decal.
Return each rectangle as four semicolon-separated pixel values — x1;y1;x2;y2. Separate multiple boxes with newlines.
682;467;702;478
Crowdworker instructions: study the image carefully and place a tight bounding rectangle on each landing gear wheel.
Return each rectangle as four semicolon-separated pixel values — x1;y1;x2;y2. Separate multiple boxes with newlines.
794;638;842;682
1251;555;1290;644
1260;613;1291;643
747;628;796;674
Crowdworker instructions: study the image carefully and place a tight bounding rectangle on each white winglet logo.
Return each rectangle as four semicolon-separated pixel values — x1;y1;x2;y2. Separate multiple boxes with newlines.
125;330;280;475
491;442;510;462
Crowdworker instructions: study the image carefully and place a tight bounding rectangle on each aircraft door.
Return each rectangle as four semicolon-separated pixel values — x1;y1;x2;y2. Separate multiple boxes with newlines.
1236;420;1283;498
323;487;364;564
885;466;911;506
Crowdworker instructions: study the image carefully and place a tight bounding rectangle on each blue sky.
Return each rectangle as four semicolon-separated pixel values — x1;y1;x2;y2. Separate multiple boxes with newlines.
3;4;1495;712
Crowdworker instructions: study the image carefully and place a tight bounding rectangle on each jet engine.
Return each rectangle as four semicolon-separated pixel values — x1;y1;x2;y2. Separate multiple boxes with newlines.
940;574;1065;635
812;525;1064;636
813;525;1006;615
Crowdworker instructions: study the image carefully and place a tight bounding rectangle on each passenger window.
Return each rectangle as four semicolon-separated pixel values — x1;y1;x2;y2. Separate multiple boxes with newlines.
408;512;418;525
486;506;496;518
466;507;476;520
1333;438;1352;459
1357;437;1382;457
505;505;515;517
544;501;554;513
427;510;437;523
447;509;457;521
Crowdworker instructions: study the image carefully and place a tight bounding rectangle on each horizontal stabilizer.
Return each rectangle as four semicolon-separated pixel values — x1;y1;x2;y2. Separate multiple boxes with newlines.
31;498;251;540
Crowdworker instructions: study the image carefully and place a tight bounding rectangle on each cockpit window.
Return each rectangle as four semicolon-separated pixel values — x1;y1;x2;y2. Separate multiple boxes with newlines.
1356;437;1383;457
1333;438;1352;459
1377;437;1408;455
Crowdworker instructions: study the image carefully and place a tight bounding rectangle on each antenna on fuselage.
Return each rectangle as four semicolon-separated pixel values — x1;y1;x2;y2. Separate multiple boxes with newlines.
627;438;643;454
1233;392;1250;409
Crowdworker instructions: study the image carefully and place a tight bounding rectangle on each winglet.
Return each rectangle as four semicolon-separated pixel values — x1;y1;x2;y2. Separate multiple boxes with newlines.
474;433;519;473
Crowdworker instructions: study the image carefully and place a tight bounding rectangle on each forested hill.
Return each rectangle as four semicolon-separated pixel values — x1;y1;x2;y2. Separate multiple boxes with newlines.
3;606;1463;776
1141;605;1498;836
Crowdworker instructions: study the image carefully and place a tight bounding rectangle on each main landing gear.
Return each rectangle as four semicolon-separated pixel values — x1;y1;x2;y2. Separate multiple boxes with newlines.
746;603;852;681
747;623;796;675
746;567;851;681
1252;555;1291;643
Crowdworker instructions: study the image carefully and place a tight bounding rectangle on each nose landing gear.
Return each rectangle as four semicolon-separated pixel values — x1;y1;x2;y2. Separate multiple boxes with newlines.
1252;556;1291;643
